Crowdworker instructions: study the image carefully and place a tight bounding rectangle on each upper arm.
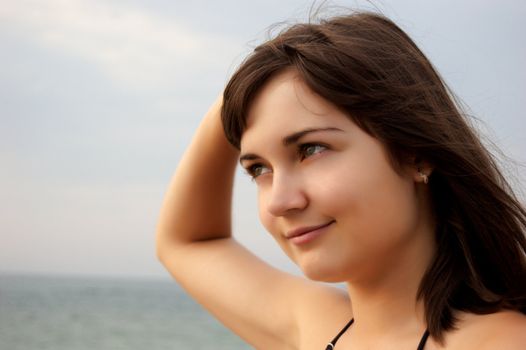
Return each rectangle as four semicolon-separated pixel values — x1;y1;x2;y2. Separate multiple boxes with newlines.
159;237;321;349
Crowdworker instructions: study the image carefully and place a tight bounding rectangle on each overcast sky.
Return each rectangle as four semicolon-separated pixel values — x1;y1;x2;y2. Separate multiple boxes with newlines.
1;0;524;280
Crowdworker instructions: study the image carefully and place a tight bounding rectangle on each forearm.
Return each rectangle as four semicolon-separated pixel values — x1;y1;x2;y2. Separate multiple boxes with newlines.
156;98;239;255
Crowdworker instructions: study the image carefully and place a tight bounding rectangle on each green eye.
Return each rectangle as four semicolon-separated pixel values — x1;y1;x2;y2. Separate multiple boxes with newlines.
299;143;327;160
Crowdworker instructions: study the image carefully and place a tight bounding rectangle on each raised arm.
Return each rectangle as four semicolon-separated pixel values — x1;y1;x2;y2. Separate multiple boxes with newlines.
156;97;237;248
156;98;310;349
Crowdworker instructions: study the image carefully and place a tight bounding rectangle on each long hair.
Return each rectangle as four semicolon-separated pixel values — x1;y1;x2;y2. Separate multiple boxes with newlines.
221;12;526;342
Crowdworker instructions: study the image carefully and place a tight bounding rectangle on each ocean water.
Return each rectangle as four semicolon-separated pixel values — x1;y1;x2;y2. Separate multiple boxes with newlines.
0;274;251;350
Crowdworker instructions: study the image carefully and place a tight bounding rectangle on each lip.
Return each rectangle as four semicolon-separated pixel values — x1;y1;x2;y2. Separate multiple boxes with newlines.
285;220;335;245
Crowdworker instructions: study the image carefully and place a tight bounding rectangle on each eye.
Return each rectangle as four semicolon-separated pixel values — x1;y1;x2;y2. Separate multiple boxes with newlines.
298;143;327;160
245;163;271;180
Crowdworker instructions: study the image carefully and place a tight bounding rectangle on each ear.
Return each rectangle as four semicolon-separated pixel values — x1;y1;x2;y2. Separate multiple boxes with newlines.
411;157;433;184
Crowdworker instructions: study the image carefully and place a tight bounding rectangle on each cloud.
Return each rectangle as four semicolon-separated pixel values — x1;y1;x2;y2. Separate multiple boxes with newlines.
0;0;239;89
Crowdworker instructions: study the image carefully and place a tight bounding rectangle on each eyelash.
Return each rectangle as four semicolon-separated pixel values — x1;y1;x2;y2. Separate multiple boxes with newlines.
297;143;328;160
245;163;268;180
244;143;328;180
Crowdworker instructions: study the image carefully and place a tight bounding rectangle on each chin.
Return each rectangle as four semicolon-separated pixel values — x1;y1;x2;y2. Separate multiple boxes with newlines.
282;245;351;282
299;261;349;283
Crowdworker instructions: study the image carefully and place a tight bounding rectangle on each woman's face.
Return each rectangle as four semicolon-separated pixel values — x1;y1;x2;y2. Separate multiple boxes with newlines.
239;70;434;283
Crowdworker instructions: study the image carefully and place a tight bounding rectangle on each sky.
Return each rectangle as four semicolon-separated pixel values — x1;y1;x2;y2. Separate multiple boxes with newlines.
1;0;525;280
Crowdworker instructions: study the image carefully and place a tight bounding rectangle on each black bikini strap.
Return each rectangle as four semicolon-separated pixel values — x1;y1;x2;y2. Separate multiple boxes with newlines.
326;318;354;350
416;329;430;350
325;319;429;350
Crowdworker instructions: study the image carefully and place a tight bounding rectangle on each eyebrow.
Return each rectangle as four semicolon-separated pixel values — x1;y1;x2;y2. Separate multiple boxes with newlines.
239;127;343;164
282;127;343;146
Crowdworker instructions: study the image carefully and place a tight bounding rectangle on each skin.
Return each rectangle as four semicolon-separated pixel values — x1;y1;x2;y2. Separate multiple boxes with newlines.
156;70;526;349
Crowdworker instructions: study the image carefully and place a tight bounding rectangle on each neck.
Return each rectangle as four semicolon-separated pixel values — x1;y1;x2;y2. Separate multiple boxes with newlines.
345;226;435;344
346;275;426;338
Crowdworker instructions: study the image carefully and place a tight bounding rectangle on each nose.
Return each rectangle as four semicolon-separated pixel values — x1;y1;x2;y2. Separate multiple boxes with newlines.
266;172;308;217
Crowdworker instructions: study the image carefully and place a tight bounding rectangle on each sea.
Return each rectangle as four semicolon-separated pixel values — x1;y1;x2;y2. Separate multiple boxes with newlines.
0;273;251;350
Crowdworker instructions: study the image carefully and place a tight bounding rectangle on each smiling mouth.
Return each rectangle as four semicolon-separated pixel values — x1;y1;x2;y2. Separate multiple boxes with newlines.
285;220;335;240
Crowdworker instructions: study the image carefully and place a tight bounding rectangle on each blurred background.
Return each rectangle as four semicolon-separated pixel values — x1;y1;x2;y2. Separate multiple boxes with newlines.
1;0;524;349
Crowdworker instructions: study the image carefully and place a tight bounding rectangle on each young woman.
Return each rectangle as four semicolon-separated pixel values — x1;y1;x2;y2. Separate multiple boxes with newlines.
157;12;526;349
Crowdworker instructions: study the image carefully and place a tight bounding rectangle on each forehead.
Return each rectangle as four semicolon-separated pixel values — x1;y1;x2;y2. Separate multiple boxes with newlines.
240;71;351;150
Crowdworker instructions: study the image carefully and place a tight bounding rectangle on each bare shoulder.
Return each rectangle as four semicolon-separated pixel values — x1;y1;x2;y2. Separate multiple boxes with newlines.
478;311;526;349
449;310;526;349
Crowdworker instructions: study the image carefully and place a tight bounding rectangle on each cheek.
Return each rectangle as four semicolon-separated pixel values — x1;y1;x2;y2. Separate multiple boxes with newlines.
336;170;418;249
258;205;273;235
257;189;270;229
257;190;280;238
314;150;418;240
368;179;417;238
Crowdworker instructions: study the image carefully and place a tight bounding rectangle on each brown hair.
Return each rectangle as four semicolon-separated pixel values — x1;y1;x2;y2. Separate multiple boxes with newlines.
221;12;526;341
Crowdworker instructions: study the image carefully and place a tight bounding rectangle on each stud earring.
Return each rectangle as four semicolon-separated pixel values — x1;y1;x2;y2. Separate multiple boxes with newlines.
419;171;429;184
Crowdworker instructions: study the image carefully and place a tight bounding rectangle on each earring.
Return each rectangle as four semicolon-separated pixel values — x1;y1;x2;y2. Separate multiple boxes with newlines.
419;171;429;184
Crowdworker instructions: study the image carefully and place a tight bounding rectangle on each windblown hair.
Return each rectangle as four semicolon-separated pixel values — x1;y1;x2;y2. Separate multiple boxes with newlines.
221;12;526;341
